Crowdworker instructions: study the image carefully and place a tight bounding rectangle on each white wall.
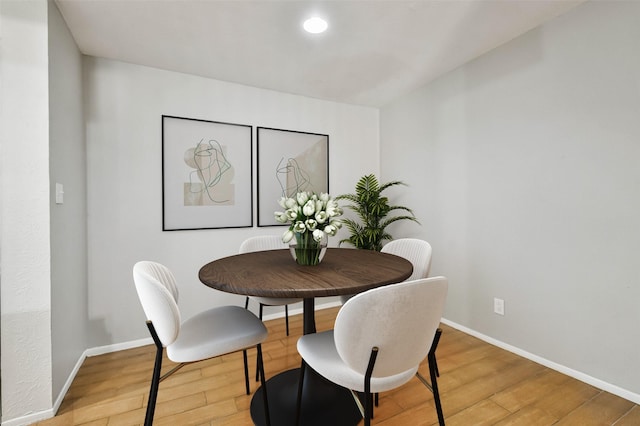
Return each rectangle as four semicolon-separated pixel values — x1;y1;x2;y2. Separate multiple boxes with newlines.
381;0;640;398
48;1;87;402
0;0;53;422
83;57;379;346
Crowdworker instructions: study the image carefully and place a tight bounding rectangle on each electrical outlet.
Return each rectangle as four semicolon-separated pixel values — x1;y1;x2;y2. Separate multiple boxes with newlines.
494;298;505;316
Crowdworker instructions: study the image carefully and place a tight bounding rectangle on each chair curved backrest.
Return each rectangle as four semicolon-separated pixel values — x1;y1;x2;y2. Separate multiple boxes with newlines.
381;238;432;281
334;276;448;378
133;261;181;347
239;235;287;253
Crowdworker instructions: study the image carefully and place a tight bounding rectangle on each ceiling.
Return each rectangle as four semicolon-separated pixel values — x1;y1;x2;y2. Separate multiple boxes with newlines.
55;0;585;107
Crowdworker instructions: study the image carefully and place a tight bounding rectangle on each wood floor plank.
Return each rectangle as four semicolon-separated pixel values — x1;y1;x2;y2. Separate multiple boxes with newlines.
444;399;511;426
152;399;237;426
211;410;254;426
383;376;435;410
554;392;636;425
367;394;406;423
105;406;146;426
434;345;520;390
66;395;143;425
615;405;640;425
440;357;545;416
33;307;638;426
493;405;558;426
154;392;208;419
490;368;571;412
76;419;109;426
375;400;441;426
530;375;600;419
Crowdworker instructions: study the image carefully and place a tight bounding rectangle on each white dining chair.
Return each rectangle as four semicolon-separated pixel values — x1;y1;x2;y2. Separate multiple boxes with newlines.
382;238;432;280
133;261;271;426
296;276;448;426
240;235;303;336
362;238;441;413
340;238;433;305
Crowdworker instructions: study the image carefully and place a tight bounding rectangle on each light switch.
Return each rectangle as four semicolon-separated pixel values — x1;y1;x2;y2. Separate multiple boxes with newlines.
55;183;64;204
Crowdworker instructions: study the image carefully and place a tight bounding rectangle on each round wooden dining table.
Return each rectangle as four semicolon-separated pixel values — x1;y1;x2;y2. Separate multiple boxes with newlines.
199;247;413;426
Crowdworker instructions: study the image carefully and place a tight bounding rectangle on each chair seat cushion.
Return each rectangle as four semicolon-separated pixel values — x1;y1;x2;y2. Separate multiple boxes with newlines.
168;306;267;363
297;330;417;393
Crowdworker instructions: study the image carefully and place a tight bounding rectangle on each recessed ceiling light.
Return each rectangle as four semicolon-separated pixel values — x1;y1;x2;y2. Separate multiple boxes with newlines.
303;17;328;34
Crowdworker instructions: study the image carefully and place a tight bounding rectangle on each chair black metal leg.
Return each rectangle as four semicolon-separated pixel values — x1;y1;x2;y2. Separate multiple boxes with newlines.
243;349;250;395
256;344;271;426
371;392;378;419
285;305;290;336
363;391;372;426
245;296;250;310
428;329;442;367
369;392;375;420
145;322;164;426
363;347;378;426
432;328;442;377
255;304;265;382
295;359;307;426
428;328;445;426
145;346;162;426
429;353;445;426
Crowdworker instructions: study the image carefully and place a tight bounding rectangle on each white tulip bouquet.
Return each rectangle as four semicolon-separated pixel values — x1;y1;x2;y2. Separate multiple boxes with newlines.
274;191;343;265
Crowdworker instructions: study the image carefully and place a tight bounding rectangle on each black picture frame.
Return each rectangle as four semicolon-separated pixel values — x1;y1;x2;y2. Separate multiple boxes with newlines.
257;127;329;227
162;115;253;230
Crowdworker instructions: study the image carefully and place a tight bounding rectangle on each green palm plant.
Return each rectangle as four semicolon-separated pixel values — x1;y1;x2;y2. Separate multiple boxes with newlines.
336;174;419;251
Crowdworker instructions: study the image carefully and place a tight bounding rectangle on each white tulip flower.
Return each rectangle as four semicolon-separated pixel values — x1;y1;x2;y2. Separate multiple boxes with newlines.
282;230;294;243
315;211;328;224
285;197;297;209
312;229;325;242
324;224;337;236
286;208;299;221
297;192;309;206
305;219;318;231
274;211;288;223
326;200;339;216
302;200;316;216
293;221;306;233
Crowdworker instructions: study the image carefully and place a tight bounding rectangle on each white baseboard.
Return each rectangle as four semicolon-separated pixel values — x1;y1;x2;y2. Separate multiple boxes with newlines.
1;409;54;426
440;318;640;405
52;349;86;414
85;336;153;357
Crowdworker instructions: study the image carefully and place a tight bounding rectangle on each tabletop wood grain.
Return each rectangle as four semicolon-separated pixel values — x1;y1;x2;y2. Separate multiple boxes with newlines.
199;248;413;299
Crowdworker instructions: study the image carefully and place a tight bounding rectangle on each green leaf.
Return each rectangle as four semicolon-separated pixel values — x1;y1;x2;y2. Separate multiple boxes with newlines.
335;174;420;251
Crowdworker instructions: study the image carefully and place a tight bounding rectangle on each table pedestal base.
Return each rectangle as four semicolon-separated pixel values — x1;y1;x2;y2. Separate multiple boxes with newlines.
250;368;362;426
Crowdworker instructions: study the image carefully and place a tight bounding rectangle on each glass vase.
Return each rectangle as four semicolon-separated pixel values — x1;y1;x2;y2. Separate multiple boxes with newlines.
289;232;327;265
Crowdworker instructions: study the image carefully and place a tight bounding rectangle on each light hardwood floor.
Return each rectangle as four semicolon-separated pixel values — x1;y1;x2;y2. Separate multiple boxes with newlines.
35;306;639;426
